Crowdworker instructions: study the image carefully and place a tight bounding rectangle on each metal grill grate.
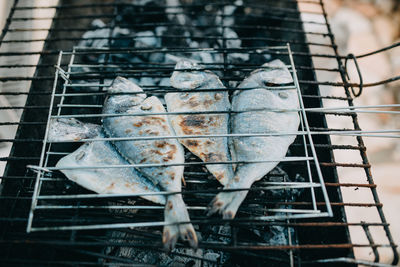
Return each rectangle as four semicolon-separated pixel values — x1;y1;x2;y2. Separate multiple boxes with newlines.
0;0;399;266
26;44;333;233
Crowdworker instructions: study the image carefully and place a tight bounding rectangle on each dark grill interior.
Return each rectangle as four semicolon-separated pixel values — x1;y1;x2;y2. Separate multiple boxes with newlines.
0;0;398;266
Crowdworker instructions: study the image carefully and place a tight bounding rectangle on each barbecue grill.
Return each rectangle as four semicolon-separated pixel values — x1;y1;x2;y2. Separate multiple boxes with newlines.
0;0;399;266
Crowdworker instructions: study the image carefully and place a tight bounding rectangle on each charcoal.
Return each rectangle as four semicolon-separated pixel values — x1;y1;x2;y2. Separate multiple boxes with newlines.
128;77;140;85
262;224;294;245
158;77;171;87
79;28;109;49
110;28;134;48
135;31;159;48
161;26;189;47
192;51;214;64
103;227;224;266
166;0;187;26
115;1;168;31
189;41;199;48
149;52;165;63
139;77;157;87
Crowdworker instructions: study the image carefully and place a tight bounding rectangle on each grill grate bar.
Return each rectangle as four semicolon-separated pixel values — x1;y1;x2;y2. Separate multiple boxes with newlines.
10;12;328;26
12;1;319;12
2;36;334;48
7;24;332;37
0;239;395;250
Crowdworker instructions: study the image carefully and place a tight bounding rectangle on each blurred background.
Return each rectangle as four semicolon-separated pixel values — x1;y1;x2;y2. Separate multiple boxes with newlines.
0;0;399;263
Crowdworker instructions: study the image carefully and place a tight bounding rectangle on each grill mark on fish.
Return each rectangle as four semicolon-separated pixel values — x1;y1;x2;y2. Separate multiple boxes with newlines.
180;115;207;128
183;139;199;147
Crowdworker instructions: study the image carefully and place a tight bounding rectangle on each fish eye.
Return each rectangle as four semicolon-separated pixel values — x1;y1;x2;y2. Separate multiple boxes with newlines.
180;93;189;99
140;102;152;110
278;92;288;99
75;151;86;161
262;80;274;87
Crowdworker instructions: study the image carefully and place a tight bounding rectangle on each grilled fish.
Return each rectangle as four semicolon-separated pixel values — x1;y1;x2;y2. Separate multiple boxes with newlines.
208;59;300;219
166;60;234;186
102;77;197;250
51;118;165;205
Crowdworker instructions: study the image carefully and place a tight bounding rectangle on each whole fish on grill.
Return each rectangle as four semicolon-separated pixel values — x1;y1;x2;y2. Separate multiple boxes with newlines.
51;118;165;205
102;77;197;250
165;60;234;186
208;59;300;219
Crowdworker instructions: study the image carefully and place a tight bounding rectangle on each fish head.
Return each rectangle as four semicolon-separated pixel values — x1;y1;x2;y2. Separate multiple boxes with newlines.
170;60;222;90
107;76;147;105
239;59;299;109
48;118;101;142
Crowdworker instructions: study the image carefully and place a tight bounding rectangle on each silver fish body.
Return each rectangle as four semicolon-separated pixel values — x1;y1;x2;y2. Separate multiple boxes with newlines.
166;60;234;186
51;118;164;204
102;77;197;250
209;59;300;219
56;133;165;205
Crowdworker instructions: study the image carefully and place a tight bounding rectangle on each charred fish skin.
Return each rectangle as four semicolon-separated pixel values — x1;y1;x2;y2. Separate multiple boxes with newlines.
165;60;234;186
102;77;198;250
209;60;300;219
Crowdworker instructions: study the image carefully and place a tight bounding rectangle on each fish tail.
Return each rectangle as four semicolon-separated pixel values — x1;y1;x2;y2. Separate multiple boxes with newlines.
222;190;248;219
163;194;198;251
207;180;249;219
207;190;238;218
208;163;271;219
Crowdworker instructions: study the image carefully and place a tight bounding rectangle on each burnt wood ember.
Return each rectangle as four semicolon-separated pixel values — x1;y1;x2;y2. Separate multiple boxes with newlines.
0;0;398;266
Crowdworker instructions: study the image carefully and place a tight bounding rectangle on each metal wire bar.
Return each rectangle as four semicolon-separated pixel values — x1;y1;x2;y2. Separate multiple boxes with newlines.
306;257;395;267
29;157;314;171
356;41;400;59
26;51;63;233
10;12;328;26
12;2;319;14
29;212;333;232
48;103;400;115
1;35;333;49
7;23;332;37
0;238;396;250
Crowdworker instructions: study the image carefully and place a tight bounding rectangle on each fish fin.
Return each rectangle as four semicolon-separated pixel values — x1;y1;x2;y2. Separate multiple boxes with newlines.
222;190;248;219
207;191;236;217
179;223;198;249
163;224;179;252
163;194;198;250
207;190;248;219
